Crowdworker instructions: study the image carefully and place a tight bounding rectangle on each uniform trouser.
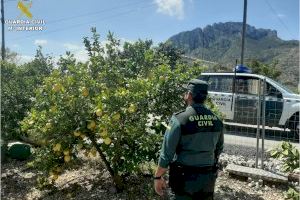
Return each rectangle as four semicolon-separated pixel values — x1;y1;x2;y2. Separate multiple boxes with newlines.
172;171;217;200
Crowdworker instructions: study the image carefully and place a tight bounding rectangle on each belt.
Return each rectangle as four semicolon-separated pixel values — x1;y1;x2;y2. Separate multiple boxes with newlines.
182;165;215;173
171;162;217;174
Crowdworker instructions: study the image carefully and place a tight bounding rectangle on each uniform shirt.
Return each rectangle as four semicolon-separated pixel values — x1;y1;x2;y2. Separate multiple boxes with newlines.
158;103;224;168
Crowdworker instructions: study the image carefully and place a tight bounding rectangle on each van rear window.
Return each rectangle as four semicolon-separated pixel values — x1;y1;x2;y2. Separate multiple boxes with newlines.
207;75;233;93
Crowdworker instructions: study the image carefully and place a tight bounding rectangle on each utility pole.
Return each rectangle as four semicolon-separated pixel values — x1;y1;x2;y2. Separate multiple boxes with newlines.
1;0;5;61
240;0;247;65
202;29;204;60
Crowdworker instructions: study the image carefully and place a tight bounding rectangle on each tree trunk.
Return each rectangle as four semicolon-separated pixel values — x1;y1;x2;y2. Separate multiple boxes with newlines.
88;133;124;191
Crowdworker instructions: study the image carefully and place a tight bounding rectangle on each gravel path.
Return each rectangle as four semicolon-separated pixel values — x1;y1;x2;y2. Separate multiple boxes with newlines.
1;149;289;200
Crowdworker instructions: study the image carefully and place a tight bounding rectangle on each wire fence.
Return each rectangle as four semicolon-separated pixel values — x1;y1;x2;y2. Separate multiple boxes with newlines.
206;74;299;168
224;77;298;142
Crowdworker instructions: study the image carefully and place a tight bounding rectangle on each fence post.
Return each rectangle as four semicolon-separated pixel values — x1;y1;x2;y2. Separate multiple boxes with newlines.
255;79;261;168
261;78;266;169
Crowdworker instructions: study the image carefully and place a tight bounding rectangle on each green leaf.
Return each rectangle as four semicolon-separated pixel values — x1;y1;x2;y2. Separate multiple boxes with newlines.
281;142;287;149
282;164;291;172
270;150;278;157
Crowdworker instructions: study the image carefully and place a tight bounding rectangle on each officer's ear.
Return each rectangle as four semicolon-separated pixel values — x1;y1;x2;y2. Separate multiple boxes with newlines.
186;91;193;101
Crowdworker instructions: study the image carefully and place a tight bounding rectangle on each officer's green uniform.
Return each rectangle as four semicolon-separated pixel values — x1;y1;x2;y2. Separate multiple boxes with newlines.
158;79;224;200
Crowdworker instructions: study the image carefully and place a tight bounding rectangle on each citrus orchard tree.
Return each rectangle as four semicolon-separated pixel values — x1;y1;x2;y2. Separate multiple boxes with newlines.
1;47;53;141
21;28;211;189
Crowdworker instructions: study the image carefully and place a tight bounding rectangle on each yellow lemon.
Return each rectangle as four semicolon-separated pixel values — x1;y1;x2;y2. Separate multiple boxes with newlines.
63;149;70;156
159;76;165;81
51;174;59;180
46;122;52;129
39;139;46;145
64;155;71;162
128;104;137;113
50;106;57;112
77;143;83;150
100;128;108;137
90;148;97;157
73;131;81;137
82;87;89;97
80;134;86;139
104;138;112;145
96;109;102;117
52;83;62;92
53;143;61;152
87;120;96;130
120;90;126;96
112;113;121;121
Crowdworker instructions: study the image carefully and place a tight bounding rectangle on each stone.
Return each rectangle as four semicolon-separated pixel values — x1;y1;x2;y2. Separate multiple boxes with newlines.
109;186;117;194
226;164;288;183
255;182;260;189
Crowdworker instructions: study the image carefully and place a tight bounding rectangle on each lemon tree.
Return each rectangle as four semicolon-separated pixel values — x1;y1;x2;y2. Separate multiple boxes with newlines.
22;28;207;189
1;48;53;141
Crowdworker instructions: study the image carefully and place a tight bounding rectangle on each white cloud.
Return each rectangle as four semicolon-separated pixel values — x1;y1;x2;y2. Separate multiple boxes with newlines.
17;55;34;64
61;43;89;63
154;0;184;19
63;43;81;51
73;49;89;62
277;14;286;18
34;39;48;46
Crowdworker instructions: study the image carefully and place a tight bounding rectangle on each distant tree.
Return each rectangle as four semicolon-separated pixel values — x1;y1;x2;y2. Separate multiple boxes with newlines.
1;47;53;141
156;41;184;69
0;48;19;63
247;59;281;80
210;63;231;72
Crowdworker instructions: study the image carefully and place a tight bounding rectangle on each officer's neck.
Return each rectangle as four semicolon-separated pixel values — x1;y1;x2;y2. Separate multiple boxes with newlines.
186;99;194;106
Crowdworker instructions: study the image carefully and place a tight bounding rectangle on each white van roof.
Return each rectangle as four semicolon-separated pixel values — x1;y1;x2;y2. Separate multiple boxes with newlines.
201;72;266;80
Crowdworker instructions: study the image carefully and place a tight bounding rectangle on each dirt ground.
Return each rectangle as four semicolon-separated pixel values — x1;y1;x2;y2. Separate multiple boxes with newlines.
1;157;287;200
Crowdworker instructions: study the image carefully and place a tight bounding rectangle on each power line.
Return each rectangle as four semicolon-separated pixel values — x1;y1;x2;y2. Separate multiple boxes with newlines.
4;0;151;25
47;0;151;25
1;0;5;61
264;0;295;39
11;3;155;41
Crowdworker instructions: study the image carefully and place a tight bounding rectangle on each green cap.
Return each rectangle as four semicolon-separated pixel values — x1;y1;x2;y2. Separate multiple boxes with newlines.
184;79;208;94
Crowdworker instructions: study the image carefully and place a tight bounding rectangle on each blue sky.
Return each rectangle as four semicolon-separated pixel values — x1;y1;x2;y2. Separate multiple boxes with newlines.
3;0;299;63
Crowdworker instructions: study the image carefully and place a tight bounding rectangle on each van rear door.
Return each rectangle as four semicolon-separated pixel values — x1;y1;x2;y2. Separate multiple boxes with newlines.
205;75;235;120
233;76;260;125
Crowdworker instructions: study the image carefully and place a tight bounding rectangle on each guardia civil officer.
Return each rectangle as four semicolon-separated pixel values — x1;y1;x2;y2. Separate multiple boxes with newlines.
154;79;224;200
